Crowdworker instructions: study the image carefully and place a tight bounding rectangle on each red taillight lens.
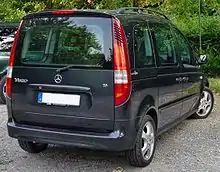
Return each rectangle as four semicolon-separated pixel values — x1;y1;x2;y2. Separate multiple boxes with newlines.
6;20;23;98
113;18;131;106
51;10;75;15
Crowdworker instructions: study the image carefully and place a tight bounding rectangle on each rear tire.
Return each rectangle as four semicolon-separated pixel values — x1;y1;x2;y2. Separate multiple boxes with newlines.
18;140;48;153
191;87;214;119
125;114;156;167
0;76;6;104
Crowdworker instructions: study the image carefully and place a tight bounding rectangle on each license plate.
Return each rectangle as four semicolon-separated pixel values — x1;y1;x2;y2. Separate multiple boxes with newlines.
37;92;80;106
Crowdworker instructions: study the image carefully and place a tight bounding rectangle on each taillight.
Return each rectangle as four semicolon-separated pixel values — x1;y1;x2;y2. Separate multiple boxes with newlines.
51;10;75;15
113;18;131;106
6;20;23;98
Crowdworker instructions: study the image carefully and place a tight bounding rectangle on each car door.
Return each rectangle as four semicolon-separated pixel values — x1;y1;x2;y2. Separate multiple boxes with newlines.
130;22;158;107
172;27;202;115
150;22;183;130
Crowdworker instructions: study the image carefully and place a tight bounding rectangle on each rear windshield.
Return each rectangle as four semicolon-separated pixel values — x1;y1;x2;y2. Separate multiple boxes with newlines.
15;16;113;69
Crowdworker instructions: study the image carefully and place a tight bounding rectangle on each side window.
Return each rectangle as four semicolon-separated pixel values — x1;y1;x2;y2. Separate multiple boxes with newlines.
152;24;177;66
173;28;194;66
124;26;134;68
134;24;154;68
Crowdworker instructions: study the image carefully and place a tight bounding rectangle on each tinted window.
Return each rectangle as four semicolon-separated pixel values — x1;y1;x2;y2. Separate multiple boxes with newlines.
173;28;194;65
16;17;113;69
124;26;134;68
134;24;154;68
152;24;177;66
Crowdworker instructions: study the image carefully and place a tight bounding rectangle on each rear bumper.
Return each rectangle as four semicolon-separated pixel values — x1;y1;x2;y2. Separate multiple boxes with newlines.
7;118;139;151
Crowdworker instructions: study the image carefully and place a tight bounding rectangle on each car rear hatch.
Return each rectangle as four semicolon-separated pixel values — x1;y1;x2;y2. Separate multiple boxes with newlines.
9;10;116;132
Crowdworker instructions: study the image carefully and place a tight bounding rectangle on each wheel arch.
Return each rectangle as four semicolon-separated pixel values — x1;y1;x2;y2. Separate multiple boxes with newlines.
203;77;209;88
137;95;158;130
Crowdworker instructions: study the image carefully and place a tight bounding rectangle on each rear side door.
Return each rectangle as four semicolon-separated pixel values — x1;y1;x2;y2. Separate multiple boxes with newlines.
150;22;183;130
12;15;115;131
130;22;158;109
172;27;202;115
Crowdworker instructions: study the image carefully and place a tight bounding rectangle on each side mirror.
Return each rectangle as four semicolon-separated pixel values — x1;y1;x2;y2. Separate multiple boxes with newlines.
198;54;208;64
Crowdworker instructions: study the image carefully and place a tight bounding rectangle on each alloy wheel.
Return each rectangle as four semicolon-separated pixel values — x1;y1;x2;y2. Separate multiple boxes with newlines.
141;121;155;160
196;90;213;117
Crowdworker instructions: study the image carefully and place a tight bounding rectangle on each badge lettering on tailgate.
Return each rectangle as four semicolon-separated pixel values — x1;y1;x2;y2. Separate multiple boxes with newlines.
14;78;28;83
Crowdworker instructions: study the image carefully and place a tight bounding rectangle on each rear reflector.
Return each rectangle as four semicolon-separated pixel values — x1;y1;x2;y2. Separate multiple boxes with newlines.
113;18;131;106
51;10;75;15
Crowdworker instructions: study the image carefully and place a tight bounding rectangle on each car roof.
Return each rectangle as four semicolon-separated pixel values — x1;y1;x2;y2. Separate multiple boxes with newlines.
24;9;114;19
24;7;169;20
115;13;170;27
23;7;173;30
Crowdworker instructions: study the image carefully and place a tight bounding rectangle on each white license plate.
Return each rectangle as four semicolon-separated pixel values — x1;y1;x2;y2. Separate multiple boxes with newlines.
38;92;80;106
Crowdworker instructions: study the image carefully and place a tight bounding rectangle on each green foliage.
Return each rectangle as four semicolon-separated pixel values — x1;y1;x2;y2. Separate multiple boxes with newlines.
171;15;220;53
201;56;220;77
207;78;220;93
96;0;133;9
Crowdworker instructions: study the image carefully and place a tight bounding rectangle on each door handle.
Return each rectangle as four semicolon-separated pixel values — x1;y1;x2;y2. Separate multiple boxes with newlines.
131;70;139;76
182;77;189;82
176;77;182;82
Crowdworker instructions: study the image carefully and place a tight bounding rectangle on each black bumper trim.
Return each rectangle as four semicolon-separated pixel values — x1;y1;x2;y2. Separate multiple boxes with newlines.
7;120;137;151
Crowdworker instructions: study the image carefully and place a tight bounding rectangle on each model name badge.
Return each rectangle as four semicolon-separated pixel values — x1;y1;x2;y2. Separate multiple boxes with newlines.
14;78;28;83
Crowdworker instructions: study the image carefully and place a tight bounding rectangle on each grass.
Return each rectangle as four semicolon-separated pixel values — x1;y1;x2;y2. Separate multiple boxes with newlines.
208;78;220;93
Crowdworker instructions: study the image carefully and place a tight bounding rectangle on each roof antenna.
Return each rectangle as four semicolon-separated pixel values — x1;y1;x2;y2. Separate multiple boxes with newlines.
199;0;202;55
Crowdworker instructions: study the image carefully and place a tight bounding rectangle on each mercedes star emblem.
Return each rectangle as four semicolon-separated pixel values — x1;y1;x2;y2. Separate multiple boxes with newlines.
54;74;62;84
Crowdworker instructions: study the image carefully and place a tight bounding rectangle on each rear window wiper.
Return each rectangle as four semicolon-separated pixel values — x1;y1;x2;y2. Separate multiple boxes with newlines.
56;64;75;73
56;64;102;73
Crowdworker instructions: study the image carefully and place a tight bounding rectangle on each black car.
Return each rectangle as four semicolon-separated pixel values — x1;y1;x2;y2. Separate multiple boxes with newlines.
6;7;214;167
